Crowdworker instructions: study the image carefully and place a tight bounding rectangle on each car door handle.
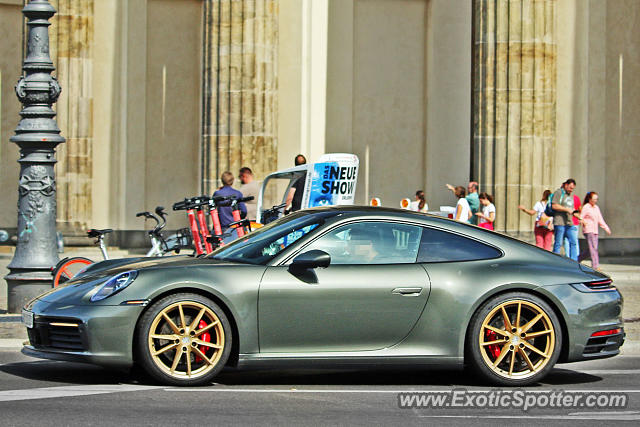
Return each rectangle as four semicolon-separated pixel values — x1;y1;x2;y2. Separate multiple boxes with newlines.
391;287;422;296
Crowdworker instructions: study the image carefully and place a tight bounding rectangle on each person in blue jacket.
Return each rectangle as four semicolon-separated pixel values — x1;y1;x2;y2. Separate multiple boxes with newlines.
214;171;247;242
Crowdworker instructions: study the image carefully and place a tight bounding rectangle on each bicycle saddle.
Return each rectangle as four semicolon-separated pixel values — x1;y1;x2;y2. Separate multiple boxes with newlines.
87;229;113;238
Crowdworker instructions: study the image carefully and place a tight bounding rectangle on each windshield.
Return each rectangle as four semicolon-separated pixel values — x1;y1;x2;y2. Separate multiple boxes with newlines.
210;210;338;265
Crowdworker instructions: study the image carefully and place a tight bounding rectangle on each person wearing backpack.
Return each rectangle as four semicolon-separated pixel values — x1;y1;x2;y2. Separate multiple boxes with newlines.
550;179;581;260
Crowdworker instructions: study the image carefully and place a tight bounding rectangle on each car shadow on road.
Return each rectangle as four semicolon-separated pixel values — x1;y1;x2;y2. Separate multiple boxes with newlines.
213;366;602;387
0;362;602;388
0;360;132;386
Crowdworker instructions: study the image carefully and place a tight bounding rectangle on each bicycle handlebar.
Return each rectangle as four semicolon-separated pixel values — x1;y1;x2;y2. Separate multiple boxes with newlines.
173;195;253;210
136;209;167;237
262;203;286;214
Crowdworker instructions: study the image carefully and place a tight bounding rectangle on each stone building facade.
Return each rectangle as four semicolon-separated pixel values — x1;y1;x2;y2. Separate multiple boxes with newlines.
0;0;638;253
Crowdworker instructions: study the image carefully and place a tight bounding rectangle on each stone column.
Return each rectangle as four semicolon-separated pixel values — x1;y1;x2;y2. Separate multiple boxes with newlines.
202;0;279;193
472;0;556;234
49;0;94;231
5;0;65;313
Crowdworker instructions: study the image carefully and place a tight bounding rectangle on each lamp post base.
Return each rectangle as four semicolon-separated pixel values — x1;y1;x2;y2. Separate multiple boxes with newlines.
5;270;52;313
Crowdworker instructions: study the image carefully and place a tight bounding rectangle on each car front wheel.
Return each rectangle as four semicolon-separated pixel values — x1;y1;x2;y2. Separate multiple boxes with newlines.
136;293;232;386
467;292;562;386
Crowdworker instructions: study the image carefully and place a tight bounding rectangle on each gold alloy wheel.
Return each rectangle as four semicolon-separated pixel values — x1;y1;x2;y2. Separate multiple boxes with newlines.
479;299;555;379
147;301;225;379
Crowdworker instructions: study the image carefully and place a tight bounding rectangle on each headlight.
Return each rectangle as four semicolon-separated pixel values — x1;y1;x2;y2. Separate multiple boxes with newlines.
91;270;138;302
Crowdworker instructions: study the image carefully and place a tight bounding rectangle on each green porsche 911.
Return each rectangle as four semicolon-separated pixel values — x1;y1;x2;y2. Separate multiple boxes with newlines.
22;206;624;386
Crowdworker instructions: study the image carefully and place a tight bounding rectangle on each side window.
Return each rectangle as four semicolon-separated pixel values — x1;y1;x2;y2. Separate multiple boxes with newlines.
261;224;319;257
304;221;422;265
418;227;501;263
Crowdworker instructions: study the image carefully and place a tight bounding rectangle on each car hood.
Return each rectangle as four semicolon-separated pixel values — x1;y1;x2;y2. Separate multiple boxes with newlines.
75;255;243;280
32;256;251;305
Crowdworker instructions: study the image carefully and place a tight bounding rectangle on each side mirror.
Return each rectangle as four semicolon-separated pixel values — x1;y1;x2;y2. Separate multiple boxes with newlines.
290;250;331;271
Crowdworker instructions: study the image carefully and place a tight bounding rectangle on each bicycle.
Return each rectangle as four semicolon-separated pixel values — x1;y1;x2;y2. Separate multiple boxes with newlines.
51;206;189;287
51;228;111;287
172;195;255;255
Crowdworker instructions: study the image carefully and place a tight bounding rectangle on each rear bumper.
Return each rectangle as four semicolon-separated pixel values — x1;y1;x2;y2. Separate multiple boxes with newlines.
540;284;624;362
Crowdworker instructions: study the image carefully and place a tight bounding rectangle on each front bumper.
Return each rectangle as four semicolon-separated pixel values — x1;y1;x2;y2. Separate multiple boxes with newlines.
22;298;144;368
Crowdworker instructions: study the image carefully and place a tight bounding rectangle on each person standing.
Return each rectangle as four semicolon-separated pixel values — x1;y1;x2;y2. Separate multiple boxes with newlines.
518;189;553;251
563;194;582;258
475;192;496;230
551;179;580;260
285;154;307;213
238;167;259;221
213;171;247;242
579;191;611;270
453;186;472;223
410;190;428;213
447;181;479;224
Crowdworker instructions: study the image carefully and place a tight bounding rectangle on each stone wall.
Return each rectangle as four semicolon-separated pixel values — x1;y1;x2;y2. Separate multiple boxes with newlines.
473;0;557;234
201;0;279;193
49;0;94;231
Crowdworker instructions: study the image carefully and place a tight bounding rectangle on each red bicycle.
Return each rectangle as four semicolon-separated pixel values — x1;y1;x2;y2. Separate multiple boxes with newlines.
173;195;254;255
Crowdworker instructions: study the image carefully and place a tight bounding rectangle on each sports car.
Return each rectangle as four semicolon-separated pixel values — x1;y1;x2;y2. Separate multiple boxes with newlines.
22;206;624;386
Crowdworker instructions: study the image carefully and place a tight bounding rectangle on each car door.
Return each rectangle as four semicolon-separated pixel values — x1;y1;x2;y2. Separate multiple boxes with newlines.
258;221;431;353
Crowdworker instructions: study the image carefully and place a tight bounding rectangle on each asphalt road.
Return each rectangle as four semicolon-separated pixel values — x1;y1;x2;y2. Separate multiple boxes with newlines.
0;349;638;426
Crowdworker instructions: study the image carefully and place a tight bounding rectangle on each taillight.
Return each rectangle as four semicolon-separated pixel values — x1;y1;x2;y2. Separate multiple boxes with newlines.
591;328;622;337
584;279;615;291
571;278;617;292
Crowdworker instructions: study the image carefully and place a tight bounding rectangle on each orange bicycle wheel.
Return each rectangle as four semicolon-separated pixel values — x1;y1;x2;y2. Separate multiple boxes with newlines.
52;257;93;287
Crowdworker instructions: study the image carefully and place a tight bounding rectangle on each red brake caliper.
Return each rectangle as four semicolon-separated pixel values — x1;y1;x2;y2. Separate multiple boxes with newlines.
194;320;211;362
485;329;501;359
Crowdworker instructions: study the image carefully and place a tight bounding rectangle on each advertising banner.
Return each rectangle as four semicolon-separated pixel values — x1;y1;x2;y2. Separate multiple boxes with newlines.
301;153;359;209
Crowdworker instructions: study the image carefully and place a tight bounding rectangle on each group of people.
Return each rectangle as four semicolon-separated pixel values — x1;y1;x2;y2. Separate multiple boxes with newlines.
518;178;611;270
409;183;497;230
212;154;308;241
438;177;610;270
445;182;497;230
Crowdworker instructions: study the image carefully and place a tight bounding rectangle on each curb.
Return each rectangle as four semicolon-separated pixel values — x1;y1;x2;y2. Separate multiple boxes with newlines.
620;341;640;356
0;339;26;351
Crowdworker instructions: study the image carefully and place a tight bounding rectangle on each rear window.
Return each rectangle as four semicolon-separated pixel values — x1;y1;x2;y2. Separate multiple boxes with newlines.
418;227;502;263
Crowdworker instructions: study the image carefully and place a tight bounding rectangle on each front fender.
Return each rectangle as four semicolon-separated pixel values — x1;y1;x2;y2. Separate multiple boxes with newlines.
127;265;266;355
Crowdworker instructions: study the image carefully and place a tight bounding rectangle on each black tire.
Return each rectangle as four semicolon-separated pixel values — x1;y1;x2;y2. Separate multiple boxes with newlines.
466;292;562;386
136;293;232;386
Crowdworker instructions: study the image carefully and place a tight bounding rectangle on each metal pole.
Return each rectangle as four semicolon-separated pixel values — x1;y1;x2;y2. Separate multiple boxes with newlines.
4;0;65;313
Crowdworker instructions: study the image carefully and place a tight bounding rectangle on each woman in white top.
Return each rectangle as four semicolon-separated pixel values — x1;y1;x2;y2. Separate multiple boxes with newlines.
454;186;472;223
475;192;496;230
410;190;428;213
518;189;553;251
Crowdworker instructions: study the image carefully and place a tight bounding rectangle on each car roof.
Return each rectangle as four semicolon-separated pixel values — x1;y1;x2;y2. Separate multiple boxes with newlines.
300;204;442;219
298;205;534;250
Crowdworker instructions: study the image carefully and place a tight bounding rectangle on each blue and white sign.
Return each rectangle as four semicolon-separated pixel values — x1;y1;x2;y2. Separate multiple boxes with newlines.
301;153;359;209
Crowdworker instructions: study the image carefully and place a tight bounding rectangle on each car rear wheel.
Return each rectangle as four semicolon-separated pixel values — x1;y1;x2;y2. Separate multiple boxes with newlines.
136;293;232;386
467;292;561;386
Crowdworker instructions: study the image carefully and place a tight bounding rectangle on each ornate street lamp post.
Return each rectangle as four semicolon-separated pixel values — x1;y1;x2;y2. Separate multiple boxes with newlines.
4;0;64;313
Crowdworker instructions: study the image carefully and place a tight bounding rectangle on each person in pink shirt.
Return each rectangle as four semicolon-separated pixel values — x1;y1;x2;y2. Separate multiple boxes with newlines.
579;191;611;270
